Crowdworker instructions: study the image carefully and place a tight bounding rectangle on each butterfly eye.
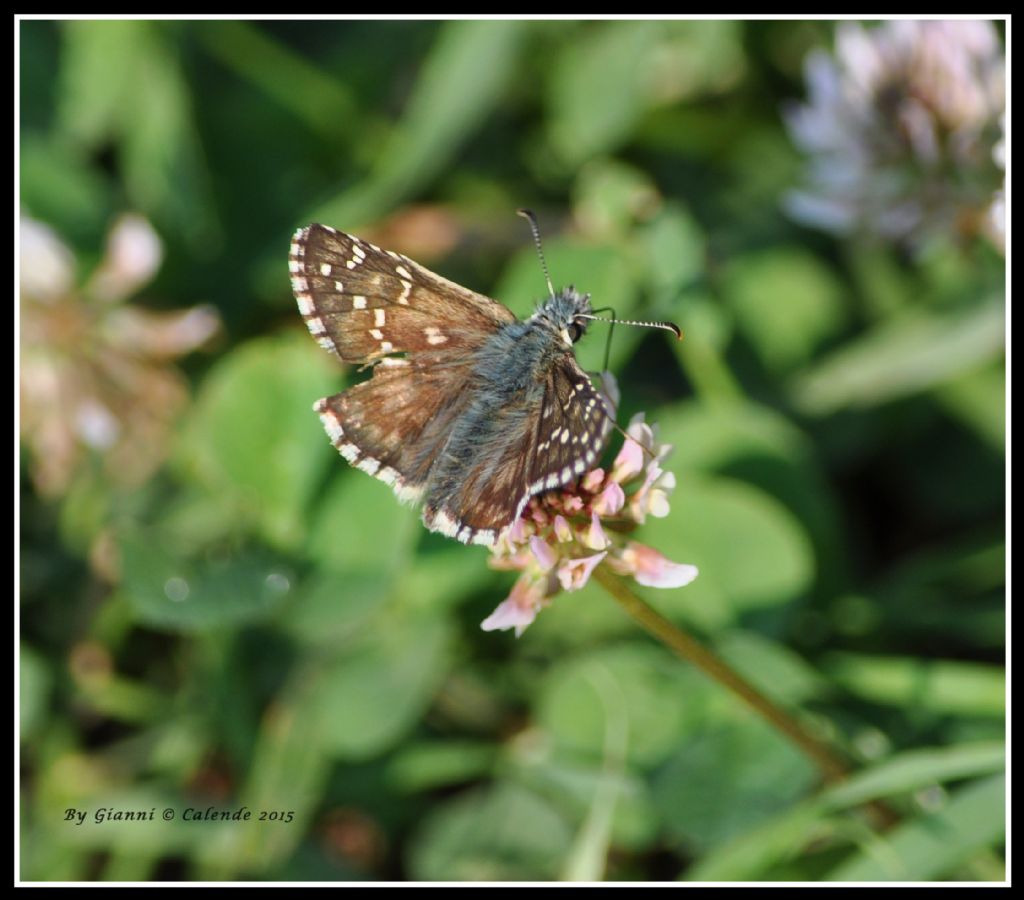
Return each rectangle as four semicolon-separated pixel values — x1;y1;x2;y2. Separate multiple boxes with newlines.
568;321;584;343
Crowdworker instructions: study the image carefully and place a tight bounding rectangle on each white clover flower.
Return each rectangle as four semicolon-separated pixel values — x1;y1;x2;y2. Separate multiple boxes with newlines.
19;213;220;496
784;20;1005;252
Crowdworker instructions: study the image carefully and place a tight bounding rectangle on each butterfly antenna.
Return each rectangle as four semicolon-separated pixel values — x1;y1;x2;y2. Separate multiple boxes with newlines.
580;314;683;340
516;208;556;300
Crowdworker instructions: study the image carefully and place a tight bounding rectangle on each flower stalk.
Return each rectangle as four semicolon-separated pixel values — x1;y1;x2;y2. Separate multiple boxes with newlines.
593;566;900;829
593;565;848;785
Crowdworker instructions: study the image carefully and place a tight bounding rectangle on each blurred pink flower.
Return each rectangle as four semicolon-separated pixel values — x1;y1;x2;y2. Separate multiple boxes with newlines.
482;391;698;636
19;213;220;497
784;20;1005;253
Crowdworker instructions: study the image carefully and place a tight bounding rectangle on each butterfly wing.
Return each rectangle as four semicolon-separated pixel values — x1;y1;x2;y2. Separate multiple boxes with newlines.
527;354;616;494
291;224;516;503
424;354;615;545
291;224;515;365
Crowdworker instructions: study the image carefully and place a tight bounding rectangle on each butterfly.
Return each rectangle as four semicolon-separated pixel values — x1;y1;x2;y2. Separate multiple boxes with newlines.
290;221;639;546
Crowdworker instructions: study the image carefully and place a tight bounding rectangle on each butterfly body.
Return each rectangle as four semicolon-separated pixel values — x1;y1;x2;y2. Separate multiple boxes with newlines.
290;224;614;546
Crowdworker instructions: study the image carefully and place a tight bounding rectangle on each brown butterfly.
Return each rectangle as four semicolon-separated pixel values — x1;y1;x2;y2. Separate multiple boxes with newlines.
290;219;678;545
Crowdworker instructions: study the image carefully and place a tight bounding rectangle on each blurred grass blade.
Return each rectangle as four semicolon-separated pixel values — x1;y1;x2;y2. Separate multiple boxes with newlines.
823;653;1004;718
197;22;355;143
821;742;1004;810
825;774;1005;881
790;299;1005;414
311;20;527;228
688;742;1005;881
560;662;629;881
56;21;214;242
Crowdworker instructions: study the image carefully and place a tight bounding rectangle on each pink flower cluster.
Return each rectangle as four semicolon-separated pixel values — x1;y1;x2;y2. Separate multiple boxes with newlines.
482;412;698;636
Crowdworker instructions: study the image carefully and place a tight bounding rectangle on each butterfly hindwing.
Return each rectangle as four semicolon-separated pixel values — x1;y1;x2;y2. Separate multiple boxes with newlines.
424;355;614;545
315;357;478;504
423;389;543;545
528;355;615;495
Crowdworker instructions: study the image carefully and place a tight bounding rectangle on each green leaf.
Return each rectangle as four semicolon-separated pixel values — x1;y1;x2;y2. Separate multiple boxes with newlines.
572;159;663;239
57;21;213;239
638;474;816;629
656;400;845;589
638;202;707;296
19;643;53;742
509;756;659;855
277;570;393;647
548;22;660;165
936;364;1006;452
653;714;817;854
548;21;744;165
825;774;1005;881
19;134;112;243
790;299;1005;414
194;22;355;145
720;246;848;374
393;545;499;614
56;20;140;147
823;653;1004;718
182;332;338;552
715;630;830;706
386;740;498;793
407;782;573;881
536;643;694;769
120;533;294;634
306;466;419;575
315;615;452;760
684;802;823;882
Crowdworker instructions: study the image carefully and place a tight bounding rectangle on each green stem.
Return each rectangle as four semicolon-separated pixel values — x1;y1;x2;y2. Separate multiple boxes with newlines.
595;568;902;829
594;566;849;785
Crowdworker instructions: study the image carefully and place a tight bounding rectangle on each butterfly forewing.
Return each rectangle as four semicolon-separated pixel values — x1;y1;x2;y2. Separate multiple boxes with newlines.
290;224;514;364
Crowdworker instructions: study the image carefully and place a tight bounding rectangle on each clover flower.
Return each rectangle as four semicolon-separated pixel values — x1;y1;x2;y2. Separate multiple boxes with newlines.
784;20;1005;252
19;213;220;497
482;404;698;636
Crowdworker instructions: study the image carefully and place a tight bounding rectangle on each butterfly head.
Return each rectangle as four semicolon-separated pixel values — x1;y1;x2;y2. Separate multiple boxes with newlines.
532;286;593;348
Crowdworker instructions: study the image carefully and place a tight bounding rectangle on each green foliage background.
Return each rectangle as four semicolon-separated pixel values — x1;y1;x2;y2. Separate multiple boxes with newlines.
19;20;1005;882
